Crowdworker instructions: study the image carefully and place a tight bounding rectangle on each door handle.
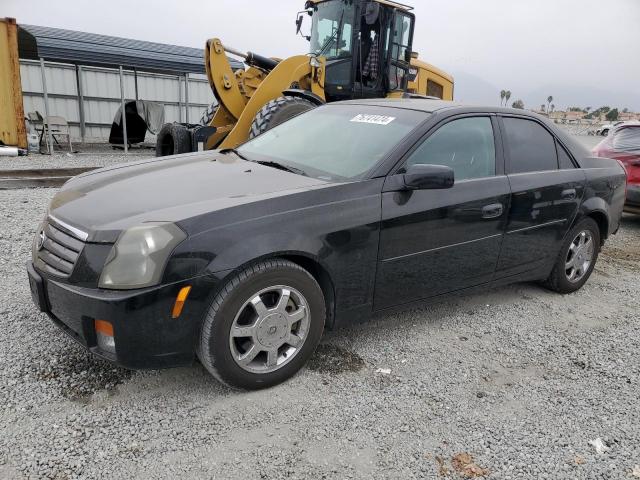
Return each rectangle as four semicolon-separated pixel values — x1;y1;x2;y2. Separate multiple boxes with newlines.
561;188;577;200
482;203;504;219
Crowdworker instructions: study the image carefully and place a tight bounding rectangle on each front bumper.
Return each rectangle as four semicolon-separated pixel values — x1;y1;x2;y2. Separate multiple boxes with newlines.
625;184;640;214
27;262;226;370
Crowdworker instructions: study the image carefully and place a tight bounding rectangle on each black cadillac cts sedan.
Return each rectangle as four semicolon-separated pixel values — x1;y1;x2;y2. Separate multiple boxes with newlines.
28;99;626;389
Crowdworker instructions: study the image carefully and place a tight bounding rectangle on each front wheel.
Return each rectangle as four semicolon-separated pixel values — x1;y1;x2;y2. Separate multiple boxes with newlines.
198;259;326;390
542;218;600;294
249;96;317;139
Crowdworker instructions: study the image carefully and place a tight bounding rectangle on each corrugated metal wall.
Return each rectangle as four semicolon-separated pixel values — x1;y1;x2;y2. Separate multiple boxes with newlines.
21;59;216;142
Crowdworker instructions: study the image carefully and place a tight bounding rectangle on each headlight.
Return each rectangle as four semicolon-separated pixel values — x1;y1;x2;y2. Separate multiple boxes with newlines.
99;223;186;290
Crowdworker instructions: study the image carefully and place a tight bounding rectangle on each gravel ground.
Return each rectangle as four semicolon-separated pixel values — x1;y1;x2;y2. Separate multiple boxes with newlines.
0;146;154;171
1;188;639;478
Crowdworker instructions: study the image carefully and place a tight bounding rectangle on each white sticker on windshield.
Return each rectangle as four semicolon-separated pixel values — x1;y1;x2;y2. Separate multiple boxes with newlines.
350;114;396;125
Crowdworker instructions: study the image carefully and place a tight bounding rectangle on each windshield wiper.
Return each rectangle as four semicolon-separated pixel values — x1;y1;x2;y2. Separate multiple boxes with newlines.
220;147;249;161
254;160;307;177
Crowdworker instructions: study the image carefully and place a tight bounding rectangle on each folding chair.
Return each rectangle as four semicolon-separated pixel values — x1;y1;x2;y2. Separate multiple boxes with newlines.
43;116;73;153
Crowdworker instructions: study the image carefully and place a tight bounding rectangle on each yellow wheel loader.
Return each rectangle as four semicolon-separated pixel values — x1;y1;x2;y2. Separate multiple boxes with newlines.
156;0;454;157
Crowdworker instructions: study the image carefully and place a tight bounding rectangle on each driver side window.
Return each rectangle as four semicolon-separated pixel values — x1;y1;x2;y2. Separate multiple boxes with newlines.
404;117;497;181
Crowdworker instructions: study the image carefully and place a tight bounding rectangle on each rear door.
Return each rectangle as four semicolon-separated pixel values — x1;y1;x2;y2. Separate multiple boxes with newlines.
496;116;586;277
374;115;510;310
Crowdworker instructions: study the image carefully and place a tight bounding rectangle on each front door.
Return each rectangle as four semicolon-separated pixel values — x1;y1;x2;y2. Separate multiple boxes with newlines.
374;116;510;310
495;116;586;277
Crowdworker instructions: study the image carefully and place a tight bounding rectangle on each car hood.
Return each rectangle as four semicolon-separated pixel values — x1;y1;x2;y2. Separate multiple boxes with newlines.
48;151;330;241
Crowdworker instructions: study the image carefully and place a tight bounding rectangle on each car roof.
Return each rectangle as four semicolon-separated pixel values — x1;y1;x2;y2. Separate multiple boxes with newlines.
333;98;545;118
333;97;593;161
615;121;640;129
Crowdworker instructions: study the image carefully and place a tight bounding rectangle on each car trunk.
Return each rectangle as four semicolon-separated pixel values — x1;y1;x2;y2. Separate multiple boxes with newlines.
594;125;640;185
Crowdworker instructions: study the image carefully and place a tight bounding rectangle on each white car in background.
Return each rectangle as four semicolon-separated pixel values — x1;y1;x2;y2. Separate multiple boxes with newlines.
596;121;624;136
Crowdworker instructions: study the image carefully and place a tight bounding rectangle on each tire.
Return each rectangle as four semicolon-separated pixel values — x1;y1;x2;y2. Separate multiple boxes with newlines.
198;259;326;390
249;96;317;139
199;104;218;126
542;218;600;294
601;129;609;136
155;123;192;157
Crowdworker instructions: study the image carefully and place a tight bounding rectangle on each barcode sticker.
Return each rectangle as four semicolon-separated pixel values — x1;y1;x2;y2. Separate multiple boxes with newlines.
350;114;396;125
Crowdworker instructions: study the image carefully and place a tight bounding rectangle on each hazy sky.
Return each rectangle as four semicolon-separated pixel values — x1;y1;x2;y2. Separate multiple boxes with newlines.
5;0;639;110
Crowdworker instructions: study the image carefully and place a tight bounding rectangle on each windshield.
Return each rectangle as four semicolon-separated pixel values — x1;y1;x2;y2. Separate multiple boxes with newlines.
310;0;355;59
237;105;428;181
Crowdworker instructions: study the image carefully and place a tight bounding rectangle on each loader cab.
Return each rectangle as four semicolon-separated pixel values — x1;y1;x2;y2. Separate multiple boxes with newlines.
304;0;415;101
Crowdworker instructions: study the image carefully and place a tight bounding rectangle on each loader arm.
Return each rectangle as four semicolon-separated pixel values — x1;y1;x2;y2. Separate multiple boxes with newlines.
203;38;326;150
216;55;322;149
205;38;248;121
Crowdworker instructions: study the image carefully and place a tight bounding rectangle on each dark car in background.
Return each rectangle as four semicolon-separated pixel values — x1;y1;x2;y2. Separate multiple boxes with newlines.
27;100;626;389
593;122;640;214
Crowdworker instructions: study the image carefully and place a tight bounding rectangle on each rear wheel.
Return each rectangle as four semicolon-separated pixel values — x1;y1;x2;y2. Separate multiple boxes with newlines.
249;96;316;139
542;218;600;294
198;259;326;390
155;123;192;157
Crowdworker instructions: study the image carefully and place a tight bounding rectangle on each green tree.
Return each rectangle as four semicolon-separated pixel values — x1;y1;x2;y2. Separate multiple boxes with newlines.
512;99;525;109
623;107;629;113
547;96;553;113
606;108;619;121
500;90;506;106
505;90;512;106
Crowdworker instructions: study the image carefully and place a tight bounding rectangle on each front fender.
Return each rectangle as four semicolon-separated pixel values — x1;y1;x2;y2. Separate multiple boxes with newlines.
281;89;325;106
203;230;331;277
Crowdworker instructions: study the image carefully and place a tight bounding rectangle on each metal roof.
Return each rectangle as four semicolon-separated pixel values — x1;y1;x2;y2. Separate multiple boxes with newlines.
17;24;244;74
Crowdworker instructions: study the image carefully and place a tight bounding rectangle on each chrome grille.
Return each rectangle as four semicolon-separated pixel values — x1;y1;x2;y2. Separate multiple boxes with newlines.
36;218;86;277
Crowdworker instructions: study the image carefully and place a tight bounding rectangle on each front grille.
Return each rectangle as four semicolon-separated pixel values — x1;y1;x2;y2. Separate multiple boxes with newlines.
36;218;86;277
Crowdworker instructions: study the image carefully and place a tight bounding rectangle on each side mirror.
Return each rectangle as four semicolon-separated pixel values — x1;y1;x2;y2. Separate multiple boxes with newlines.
296;14;304;35
403;164;454;190
295;11;312;41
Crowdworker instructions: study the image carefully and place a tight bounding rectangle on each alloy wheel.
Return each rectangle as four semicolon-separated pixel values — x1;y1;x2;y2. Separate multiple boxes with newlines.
229;285;310;373
565;230;595;283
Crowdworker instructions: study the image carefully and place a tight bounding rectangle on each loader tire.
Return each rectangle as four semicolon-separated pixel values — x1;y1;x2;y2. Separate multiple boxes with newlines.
249;96;316;139
155;123;192;157
199;104;219;125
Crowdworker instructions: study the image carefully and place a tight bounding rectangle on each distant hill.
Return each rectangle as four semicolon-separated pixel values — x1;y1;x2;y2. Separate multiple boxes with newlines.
450;71;640;112
450;71;502;106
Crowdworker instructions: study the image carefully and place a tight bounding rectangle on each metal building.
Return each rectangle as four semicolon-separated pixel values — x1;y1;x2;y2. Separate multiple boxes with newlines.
16;24;244;149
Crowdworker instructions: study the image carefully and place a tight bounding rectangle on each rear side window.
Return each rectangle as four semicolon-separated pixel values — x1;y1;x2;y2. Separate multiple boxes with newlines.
405;117;496;181
557;142;575;169
503;117;558;173
612;127;640;154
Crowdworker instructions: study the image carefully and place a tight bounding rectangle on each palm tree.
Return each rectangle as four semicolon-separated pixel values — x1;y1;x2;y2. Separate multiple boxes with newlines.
547;96;553;114
505;91;512;106
500;90;506;106
541;104;546;113
551;104;555;113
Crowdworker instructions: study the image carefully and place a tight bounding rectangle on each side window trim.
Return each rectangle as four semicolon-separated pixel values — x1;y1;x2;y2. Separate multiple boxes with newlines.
555;139;578;169
391;113;501;180
498;114;561;175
